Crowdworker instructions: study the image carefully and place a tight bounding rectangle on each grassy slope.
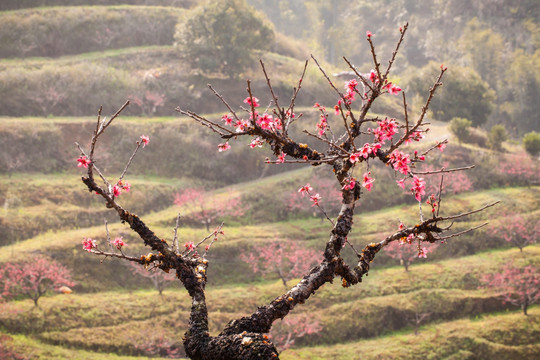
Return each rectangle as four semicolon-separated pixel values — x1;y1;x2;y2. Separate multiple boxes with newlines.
1;246;537;353
1;331;176;360
283;307;540;360
1;184;537;270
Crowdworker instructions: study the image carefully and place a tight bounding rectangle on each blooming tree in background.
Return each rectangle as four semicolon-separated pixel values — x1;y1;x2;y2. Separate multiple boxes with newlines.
482;263;540;315
488;212;539;252
270;313;322;351
499;152;540;187
173;188;247;231
129;91;167;117
28;86;66;117
385;237;439;271
129;262;176;295
0;256;74;306
423;162;474;195
76;24;498;359
240;241;321;287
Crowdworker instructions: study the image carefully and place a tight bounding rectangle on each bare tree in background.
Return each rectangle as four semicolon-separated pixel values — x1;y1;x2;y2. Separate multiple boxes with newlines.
76;24;498;359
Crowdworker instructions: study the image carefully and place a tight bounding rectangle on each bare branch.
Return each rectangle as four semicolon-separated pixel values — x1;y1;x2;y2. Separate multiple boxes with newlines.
436;222;489;241
431;201;500;223
89;247;145;264
412;165;475;176
173;213;181;254
259;60;282;119
207;84;242;123
382;23;408;80
285;60;309;130
118;141;143;182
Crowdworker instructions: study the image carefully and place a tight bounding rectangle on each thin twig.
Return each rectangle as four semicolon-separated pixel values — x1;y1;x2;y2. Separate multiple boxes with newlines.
100;100;130;136
90;248;144;263
412;165;475;176
436;222;489;241
367;34;382;86
105;219;113;252
202;222;225;257
176;108;234;136
433;201;500;223
390;68;446;152
191;223;225;253
311;55;344;102
402;92;409;134
346;239;361;257
285;60;309;130
382;23;408;80
342;57;374;93
303;130;351;155
118;142;142;182
172;213;181;254
207;84;242;123
420;139;449;158
436;175;444;217
316;204;335;226
76;142;111;190
259;60;282;119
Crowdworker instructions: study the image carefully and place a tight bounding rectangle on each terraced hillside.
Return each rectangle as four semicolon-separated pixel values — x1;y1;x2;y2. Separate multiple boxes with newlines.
1;1;539;359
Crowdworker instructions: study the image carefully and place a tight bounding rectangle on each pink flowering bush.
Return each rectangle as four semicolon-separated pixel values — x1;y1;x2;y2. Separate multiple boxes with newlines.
240;241;321;287
270;313;322;351
482;263;540;315
173;188;247;231
129;262;176;296
488;213;539;252
0;256;74;306
385;235;439;271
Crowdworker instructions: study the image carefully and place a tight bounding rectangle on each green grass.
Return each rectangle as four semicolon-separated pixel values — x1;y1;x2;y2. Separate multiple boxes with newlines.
1;246;537;349
0;45;175;70
282;307;540;360
1;331;178;360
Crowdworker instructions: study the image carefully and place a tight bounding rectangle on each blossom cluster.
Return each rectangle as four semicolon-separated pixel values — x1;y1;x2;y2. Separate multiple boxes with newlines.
350;143;381;163
426;194;438;213
388;150;411;175
82;238;96;252
411;176;426;202
113;237;125;250
297;183;322;207
113;180;131;198
372;118;398;144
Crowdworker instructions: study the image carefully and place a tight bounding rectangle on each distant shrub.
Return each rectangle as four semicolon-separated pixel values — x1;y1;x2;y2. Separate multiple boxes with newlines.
408;63;495;126
523;131;540;157
449;117;472;143
174;0;274;78
487;124;508;151
0;6;182;58
270;32;310;60
467;128;488;148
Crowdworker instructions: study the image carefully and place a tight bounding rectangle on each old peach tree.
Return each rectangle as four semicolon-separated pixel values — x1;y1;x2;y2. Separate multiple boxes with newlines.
76;25;497;359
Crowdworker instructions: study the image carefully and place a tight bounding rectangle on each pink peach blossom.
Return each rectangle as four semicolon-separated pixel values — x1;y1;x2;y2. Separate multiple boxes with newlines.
77;156;91;168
